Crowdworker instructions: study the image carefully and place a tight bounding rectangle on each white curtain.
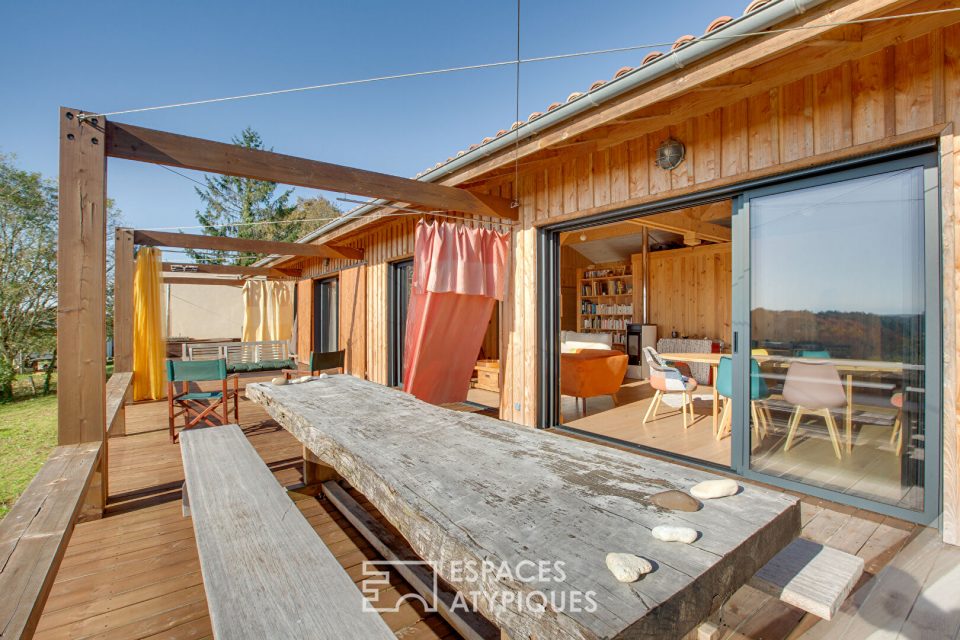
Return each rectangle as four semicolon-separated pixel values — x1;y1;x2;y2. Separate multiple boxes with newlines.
242;281;294;342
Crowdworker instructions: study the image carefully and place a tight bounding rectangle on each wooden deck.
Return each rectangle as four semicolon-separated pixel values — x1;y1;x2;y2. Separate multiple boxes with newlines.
30;373;950;640
33;374;455;640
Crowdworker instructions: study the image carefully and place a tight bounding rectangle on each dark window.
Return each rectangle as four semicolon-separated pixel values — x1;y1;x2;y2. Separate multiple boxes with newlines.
313;277;338;354
389;260;414;386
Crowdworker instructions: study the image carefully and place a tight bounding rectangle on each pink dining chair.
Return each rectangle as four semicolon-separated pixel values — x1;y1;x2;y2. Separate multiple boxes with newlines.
641;347;699;428
782;361;847;459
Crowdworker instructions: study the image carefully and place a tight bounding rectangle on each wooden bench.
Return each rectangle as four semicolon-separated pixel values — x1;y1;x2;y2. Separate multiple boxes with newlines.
179;424;393;640
181;340;289;364
0;441;102;639
698;537;864;639
751;537;864;620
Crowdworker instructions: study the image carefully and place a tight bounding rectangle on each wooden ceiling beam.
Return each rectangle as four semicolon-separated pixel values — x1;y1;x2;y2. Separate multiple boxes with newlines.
627;211;730;243
134;229;362;260
162;277;245;287
106;121;517;220
162;262;300;279
560;221;642;246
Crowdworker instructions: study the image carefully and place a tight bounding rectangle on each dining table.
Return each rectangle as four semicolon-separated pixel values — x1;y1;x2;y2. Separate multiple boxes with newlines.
658;352;921;453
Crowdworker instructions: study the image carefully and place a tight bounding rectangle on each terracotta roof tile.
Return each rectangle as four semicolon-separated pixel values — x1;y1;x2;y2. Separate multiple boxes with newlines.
705;16;734;33
672;34;696;50
589;79;607;91
744;0;771;14
614;66;634;79
641;51;664;65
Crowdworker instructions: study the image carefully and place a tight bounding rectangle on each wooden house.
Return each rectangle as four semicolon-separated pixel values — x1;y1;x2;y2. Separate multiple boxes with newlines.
262;0;960;537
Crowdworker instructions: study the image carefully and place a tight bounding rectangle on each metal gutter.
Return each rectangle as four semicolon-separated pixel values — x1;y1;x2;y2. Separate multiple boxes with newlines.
268;0;830;260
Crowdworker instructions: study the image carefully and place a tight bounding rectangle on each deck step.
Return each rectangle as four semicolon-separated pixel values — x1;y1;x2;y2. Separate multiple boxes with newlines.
749;537;864;620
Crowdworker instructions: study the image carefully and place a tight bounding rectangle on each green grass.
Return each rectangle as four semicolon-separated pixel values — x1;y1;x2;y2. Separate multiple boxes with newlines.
0;394;57;519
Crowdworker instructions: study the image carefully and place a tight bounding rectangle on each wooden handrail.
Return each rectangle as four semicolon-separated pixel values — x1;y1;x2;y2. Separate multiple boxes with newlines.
0;441;102;639
0;372;131;638
106;372;133;436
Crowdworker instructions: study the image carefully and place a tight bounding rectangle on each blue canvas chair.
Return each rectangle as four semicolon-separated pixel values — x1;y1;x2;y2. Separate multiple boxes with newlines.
167;359;239;443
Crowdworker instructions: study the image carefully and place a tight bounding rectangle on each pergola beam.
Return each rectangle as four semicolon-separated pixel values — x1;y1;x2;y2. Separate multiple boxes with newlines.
162;262;299;279
106;120;517;220
133;229;363;261
162;277;245;287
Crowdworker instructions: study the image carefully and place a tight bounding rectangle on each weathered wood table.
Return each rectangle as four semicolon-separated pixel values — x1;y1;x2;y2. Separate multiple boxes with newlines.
248;376;799;640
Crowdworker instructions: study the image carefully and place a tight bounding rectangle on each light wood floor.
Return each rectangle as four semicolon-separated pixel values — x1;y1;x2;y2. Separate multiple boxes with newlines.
564;379;919;509
563;378;732;466
35;373;455;640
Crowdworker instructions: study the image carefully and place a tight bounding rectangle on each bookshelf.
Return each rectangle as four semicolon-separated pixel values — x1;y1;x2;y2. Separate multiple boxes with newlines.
576;263;633;348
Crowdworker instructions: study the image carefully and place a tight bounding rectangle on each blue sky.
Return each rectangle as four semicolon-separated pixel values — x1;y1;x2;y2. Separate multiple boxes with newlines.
1;0;745;235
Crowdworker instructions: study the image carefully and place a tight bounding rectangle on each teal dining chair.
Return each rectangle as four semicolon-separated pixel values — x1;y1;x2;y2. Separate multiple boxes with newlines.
167;359;239;443
715;356;771;442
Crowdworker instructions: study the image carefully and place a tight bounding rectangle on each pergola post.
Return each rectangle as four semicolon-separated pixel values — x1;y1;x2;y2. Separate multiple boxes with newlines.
58;107;108;518
112;228;135;436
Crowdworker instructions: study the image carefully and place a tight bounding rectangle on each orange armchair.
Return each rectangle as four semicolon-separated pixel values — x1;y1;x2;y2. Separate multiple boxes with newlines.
560;349;629;417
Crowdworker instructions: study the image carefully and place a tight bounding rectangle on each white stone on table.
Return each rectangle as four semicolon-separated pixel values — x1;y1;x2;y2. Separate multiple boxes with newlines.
606;553;653;582
690;479;739;500
652;525;698;544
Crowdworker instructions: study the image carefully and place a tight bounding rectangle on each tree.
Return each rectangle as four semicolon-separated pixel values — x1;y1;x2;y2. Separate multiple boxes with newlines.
189;127;308;265
0;154;123;400
0;154;58;400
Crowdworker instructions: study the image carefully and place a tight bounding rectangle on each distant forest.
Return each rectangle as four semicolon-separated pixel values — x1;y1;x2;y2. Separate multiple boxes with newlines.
751;308;924;363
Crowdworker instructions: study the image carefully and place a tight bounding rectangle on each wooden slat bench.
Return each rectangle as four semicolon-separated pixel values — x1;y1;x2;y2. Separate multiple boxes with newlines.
179;424;393;640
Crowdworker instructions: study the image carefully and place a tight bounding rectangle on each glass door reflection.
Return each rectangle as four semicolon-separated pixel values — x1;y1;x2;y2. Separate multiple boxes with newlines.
745;165;931;513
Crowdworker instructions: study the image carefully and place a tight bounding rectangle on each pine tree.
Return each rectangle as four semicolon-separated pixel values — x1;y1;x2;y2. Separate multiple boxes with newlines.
189;128;297;265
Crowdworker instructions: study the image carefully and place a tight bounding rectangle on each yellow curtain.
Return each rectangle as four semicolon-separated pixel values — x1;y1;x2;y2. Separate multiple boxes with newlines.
132;247;166;401
241;281;293;342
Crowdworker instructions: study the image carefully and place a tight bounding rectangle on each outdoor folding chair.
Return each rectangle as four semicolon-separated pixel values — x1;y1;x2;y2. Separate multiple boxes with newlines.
283;350;346;379
167;359;239;443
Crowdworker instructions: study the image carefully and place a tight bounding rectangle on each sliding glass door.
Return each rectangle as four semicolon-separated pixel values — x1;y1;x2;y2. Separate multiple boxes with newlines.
313;277;339;354
732;154;940;522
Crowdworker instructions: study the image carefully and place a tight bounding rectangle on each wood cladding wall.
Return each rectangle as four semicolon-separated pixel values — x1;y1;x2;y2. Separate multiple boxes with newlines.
339;265;366;378
288;20;960;542
647;244;732;345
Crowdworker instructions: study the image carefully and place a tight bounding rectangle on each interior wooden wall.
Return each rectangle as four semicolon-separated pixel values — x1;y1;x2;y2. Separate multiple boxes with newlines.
286;17;960;542
480;306;500;360
647;243;732;344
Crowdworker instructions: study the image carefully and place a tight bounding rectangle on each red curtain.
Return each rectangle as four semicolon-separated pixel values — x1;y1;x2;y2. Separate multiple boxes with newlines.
402;221;509;404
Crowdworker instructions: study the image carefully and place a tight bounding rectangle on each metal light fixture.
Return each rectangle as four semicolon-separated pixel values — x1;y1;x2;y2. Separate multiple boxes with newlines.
655;137;685;170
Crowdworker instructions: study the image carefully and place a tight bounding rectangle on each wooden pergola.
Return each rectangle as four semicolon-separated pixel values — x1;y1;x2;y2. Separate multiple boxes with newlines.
0;107;517;640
